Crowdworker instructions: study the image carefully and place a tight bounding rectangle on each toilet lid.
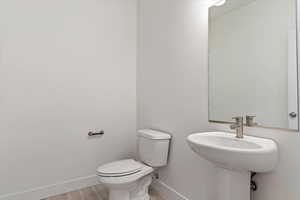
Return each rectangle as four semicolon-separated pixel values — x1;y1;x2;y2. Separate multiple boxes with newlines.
97;159;142;176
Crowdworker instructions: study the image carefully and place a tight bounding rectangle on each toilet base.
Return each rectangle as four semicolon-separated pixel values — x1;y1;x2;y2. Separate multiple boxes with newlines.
107;175;152;200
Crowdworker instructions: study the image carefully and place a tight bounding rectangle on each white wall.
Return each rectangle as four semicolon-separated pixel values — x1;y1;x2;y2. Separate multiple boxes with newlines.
252;130;300;200
138;0;217;199
0;0;136;198
209;0;297;129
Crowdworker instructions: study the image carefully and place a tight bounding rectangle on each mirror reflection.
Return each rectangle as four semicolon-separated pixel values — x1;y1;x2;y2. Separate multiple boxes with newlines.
209;0;298;130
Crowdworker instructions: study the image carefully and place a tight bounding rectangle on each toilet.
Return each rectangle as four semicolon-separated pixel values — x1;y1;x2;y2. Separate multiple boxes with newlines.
97;129;171;200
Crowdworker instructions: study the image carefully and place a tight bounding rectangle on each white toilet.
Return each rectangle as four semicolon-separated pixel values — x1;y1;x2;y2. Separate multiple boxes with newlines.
97;129;171;200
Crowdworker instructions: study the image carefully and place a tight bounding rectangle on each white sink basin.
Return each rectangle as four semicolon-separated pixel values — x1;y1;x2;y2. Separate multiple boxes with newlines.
187;132;278;172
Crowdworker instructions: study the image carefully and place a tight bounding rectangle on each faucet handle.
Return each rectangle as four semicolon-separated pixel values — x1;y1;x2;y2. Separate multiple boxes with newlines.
246;115;257;126
232;116;243;123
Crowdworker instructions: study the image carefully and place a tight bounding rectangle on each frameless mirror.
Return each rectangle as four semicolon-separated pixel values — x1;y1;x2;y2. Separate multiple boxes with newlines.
208;0;299;130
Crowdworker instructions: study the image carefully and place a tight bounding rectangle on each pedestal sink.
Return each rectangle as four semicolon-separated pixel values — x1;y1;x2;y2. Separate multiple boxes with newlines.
187;132;278;200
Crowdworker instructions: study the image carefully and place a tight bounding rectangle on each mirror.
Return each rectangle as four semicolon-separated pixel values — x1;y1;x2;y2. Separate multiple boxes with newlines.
208;0;299;130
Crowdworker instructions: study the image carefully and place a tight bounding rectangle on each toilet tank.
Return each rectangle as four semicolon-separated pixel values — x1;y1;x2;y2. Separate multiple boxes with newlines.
138;129;171;167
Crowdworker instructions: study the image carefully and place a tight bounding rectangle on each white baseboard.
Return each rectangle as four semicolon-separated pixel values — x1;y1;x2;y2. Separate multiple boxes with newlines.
0;175;98;200
151;179;190;200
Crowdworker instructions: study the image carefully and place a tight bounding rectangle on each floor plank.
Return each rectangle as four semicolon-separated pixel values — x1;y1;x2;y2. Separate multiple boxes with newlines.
93;185;108;200
91;186;105;200
44;184;165;200
149;188;165;200
68;191;82;200
80;187;99;200
47;193;69;200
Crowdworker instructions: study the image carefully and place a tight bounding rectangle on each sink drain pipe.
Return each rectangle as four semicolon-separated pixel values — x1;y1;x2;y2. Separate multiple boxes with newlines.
251;172;257;191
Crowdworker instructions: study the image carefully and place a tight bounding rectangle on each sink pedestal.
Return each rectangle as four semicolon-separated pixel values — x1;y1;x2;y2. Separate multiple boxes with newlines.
216;167;250;200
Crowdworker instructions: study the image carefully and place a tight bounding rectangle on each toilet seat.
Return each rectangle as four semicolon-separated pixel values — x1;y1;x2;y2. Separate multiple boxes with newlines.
98;162;153;185
97;159;143;177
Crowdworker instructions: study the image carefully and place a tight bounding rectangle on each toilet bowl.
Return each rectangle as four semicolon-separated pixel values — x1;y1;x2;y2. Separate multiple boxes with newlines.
97;129;171;200
97;159;154;200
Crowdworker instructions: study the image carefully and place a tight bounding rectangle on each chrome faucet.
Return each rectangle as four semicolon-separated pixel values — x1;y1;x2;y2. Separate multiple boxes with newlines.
230;117;244;138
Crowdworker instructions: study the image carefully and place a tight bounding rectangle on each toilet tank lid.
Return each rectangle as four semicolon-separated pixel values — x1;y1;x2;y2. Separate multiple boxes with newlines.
138;129;171;140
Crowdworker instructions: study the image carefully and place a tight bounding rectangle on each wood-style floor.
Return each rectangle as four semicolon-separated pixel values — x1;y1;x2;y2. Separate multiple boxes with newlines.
42;184;165;200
